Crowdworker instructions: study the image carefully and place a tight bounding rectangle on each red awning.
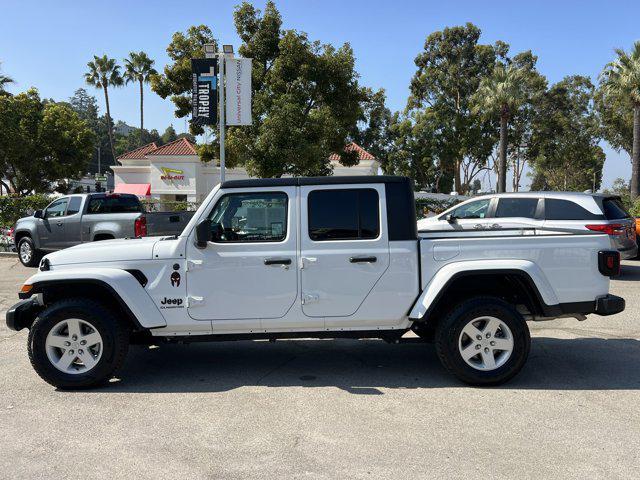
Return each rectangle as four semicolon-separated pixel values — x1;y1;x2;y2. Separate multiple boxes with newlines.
113;183;151;196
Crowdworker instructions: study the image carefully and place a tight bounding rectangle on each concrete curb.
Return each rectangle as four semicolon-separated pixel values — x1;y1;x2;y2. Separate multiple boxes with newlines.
0;252;18;257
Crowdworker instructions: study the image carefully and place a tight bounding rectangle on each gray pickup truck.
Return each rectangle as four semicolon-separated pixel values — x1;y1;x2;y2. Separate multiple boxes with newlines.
13;193;147;267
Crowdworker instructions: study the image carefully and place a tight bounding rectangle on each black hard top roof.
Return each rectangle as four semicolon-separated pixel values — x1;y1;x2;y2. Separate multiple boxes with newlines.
221;175;409;189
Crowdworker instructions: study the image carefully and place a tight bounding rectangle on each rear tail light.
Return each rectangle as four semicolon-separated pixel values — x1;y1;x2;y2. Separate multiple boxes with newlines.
134;216;147;238
586;224;625;235
598;250;621;277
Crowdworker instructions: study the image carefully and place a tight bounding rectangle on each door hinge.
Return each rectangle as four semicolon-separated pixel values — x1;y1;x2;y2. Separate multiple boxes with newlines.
186;295;205;307
186;259;203;272
301;293;319;305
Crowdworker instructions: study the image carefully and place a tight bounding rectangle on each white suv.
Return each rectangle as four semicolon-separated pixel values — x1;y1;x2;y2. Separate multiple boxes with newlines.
418;192;638;259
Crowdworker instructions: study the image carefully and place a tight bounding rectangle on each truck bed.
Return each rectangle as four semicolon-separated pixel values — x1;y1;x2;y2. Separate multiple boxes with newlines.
418;228;612;305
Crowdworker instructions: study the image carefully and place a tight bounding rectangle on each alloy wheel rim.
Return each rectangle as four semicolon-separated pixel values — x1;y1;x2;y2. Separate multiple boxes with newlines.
19;242;32;263
45;319;103;374
458;316;514;371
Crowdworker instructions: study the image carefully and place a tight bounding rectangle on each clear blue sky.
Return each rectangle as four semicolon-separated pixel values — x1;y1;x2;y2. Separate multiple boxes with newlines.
1;0;639;189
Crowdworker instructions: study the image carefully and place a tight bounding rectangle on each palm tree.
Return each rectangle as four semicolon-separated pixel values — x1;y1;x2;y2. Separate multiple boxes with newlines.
84;55;123;162
123;51;157;142
471;64;530;193
0;62;14;94
601;41;640;198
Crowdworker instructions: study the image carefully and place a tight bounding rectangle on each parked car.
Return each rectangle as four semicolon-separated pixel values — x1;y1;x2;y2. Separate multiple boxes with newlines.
13;193;146;267
418;192;638;259
6;176;624;389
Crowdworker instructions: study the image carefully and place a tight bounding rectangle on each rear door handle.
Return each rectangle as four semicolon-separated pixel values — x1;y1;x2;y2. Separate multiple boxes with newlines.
349;256;377;263
56;222;63;227
264;258;292;266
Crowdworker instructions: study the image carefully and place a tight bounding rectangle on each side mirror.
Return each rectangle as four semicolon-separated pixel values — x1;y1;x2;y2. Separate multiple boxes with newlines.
33;210;44;219
195;219;212;249
445;214;457;223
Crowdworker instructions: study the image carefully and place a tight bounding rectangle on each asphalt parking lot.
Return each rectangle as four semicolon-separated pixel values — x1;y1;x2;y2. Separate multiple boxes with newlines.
1;257;639;479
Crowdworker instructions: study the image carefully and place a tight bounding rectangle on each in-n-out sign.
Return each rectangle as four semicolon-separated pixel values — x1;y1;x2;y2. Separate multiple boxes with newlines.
225;58;252;126
160;167;185;181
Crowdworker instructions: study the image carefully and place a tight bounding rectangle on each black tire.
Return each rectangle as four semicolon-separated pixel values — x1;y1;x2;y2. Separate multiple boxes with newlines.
17;236;42;268
435;296;530;386
28;298;130;389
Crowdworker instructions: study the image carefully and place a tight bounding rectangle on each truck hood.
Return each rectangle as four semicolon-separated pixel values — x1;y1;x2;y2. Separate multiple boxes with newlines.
44;237;162;266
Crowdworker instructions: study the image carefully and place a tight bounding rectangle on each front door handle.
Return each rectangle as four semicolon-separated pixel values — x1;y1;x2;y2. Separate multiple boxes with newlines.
349;256;377;263
264;258;292;266
56;222;63;227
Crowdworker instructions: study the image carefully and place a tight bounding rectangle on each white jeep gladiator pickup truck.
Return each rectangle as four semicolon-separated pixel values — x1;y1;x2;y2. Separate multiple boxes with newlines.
6;176;625;388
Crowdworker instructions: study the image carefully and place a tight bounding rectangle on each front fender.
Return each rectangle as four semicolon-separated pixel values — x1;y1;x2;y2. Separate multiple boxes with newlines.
408;259;559;320
23;267;167;329
15;224;40;249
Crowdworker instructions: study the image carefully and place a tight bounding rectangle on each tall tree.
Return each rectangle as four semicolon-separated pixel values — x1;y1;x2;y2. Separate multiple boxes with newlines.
385;110;439;190
528;76;605;191
225;1;366;176
408;24;505;193
161;125;178;144
123;51;157;141
599;41;640;198
0;89;94;194
84;55;123;163
352;88;393;166
0;62;13;95
151;26;217;136
69;88;104;173
471;58;544;192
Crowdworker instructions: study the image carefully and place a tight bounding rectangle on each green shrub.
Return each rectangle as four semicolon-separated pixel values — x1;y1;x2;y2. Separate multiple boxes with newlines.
0;194;52;227
629;198;640;218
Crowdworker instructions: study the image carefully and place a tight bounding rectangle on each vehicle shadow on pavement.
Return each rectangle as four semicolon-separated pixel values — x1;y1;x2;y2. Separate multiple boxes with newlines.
94;336;640;394
617;264;640;281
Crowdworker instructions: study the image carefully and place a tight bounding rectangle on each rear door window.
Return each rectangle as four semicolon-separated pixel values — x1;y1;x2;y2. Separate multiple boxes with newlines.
545;199;603;220
308;189;379;241
87;195;143;214
495;198;539;218
66;197;82;215
602;198;631;220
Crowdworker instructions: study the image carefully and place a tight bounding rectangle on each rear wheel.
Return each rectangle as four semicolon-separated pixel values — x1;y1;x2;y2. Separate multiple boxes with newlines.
435;296;530;386
28;298;130;389
17;236;41;267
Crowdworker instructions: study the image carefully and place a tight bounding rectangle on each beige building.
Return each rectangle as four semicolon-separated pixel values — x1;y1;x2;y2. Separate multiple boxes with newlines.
112;139;381;201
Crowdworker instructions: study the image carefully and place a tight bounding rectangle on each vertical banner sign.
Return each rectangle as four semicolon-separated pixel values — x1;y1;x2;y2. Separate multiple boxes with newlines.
191;58;218;126
225;57;252;126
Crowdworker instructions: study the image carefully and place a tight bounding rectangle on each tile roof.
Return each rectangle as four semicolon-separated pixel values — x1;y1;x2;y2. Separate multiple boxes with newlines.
328;142;376;162
148;137;198;156
117;142;158;160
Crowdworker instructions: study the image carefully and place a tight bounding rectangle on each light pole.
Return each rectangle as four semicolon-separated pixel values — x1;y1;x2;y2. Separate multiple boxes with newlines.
219;44;234;184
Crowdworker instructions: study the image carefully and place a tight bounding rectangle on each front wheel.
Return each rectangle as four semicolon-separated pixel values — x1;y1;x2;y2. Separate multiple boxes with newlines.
17;237;41;267
435;296;530;386
28;298;130;389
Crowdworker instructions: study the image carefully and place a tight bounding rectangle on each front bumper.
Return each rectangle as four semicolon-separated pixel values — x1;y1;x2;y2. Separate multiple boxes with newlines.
5;297;41;331
594;294;625;316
